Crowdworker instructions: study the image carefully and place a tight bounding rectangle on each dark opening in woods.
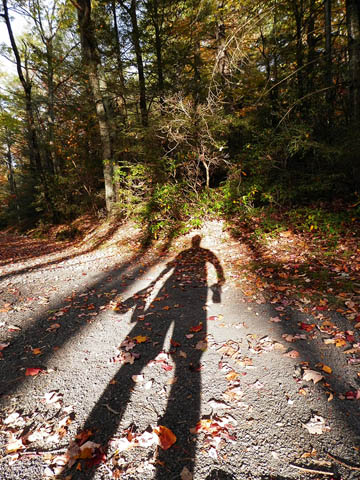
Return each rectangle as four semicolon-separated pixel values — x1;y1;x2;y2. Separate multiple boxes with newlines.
0;0;359;236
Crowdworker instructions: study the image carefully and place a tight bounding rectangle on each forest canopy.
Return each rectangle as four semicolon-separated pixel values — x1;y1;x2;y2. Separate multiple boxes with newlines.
0;0;359;235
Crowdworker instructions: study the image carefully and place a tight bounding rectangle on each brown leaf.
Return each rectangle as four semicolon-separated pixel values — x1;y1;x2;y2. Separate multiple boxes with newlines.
154;426;176;450
283;350;300;358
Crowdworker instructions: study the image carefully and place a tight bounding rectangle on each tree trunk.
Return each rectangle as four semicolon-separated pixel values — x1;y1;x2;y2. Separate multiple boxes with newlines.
324;0;334;124
127;0;148;126
111;0;128;121
76;0;116;212
150;0;165;108
5;141;20;221
292;0;304;100
346;0;360;124
306;0;316;94
46;38;61;175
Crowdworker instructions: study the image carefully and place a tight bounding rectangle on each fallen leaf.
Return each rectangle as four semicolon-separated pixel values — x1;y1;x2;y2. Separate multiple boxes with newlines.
303;415;330;434
302;369;324;384
319;363;332;374
226;371;239;381
345;390;360;400
190;323;203;333
6;437;24;453
137;431;157;448
154;426;176;450
4;412;21;424
299;322;316;332
284;350;300;358
161;363;173;371
134;335;148;344
132;374;144;383
42;390;63;405
32;348;42;355
270;316;282;323
25;367;44;376
46;323;60;332
208;399;231;410
144;380;153;390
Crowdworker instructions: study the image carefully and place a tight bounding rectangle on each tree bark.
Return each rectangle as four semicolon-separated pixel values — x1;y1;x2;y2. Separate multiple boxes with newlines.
123;0;148;126
346;0;360;124
324;0;334;124
149;0;165;108
76;0;116;212
292;0;304;100
306;0;316;94
111;0;128;120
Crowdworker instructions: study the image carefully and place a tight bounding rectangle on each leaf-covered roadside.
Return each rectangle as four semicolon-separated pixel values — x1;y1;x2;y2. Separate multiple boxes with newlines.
228;206;360;321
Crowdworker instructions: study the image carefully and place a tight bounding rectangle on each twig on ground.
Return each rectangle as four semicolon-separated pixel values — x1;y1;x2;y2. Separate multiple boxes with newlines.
326;452;360;471
289;464;334;475
103;403;121;415
0;447;67;463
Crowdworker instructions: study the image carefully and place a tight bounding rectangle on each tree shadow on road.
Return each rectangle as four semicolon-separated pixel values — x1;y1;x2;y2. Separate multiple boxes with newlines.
70;235;225;479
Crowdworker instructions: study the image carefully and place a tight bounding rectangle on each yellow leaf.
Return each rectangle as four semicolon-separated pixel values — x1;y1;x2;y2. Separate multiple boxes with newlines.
32;348;42;355
335;339;347;347
322;364;332;374
226;371;239;381
134;335;148;344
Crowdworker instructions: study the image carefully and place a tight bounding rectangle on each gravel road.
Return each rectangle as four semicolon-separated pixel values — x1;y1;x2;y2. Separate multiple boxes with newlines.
0;221;359;480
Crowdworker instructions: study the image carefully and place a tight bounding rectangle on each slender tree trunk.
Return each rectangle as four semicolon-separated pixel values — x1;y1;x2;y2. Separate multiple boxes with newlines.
324;0;334;124
150;0;165;108
193;40;202;105
346;0;360;124
111;0;127;120
127;0;148;126
76;0;116;212
5;141;17;197
292;0;304;99
306;0;316;94
46;38;61;175
5;141;20;221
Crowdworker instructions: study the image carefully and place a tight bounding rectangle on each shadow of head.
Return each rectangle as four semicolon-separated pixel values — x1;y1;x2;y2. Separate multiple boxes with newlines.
191;234;202;248
205;470;236;480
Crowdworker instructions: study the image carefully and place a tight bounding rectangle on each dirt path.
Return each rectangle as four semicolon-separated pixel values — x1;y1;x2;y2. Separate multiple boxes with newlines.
0;221;360;480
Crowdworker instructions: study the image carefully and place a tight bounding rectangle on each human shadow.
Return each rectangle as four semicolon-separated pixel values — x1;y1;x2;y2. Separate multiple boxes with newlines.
71;235;225;478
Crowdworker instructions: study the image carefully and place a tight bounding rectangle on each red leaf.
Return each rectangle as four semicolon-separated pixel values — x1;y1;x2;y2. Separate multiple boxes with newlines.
190;323;203;333
170;339;180;347
161;363;173;371
299;322;315;332
25;367;44;376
